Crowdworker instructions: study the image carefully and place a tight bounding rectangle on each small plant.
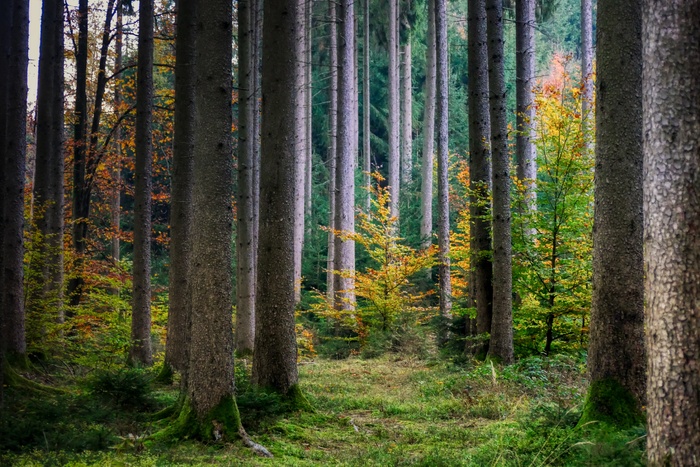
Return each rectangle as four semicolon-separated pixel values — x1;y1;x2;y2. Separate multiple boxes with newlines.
88;367;154;410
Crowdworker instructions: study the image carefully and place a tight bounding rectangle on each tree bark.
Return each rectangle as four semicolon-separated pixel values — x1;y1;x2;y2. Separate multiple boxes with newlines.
643;0;700;463
326;0;338;305
252;0;302;394
2;0;30;358
334;0;357;311
293;0;307;304
515;0;536;211
420;0;436;250
362;0;371;215
166;0;197;373
583;0;645;429
486;0;513;364
387;0;400;220
0;0;11;386
580;0;593;153
111;4;122;275
130;0;154;366
181;0;241;437
304;0;313;223
400;39;412;186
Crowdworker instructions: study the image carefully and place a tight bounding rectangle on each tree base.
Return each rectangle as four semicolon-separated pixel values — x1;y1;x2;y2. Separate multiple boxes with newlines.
285;384;314;412
154;362;175;385
153;395;241;442
579;378;644;429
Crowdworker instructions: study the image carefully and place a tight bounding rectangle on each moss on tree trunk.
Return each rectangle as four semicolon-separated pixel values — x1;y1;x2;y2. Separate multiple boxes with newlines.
579;378;644;429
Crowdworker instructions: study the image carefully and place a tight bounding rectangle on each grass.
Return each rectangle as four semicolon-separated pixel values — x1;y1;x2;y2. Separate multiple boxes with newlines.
0;353;646;466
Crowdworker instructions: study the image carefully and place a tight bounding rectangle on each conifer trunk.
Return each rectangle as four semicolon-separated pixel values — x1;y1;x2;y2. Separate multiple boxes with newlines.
400;39;412;186
326;0;338;304
362;0;371;215
420;0;436;250
644;0;700;462
515;0;536;211
387;0;400;219
486;0;513;364
111;4;122;272
580;0;593;152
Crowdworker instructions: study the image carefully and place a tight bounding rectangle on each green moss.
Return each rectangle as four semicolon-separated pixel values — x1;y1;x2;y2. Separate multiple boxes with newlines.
154;362;174;385
153;394;241;443
579;378;644;429
285;384;314;412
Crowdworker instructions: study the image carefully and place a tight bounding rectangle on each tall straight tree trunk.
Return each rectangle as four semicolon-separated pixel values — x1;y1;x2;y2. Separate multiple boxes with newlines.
334;0;356;311
326;0;338;304
400;39;412;186
644;0;700;462
236;0;256;354
67;0;89;305
468;0;492;355
420;0;436;250
387;0;400;219
583;0;645;428
253;0;302;394
515;0;536;211
0;0;10;397
485;0;513;364
304;0;313;222
166;0;197;373
33;0;65;312
435;0;451;341
362;0;371;215
251;0;262;299
112;4;122;270
178;0;242;438
580;0;593;152
2;0;30;358
131;0;154;366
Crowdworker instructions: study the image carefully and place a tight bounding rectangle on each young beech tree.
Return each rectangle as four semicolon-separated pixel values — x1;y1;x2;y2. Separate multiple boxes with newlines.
252;0;303;396
583;0;645;429
644;0;700;462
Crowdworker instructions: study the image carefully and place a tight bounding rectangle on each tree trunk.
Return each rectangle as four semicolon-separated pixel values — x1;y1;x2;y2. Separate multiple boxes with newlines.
400;39;412;186
305;0;313;224
251;0;262;308
644;1;700;463
111;4;122;279
67;0;89;305
130;0;154;366
515;0;536;212
334;0;357;312
387;0;400;220
326;0;338;305
166;0;197;373
580;0;593;153
32;0;65;314
468;0;493;355
293;0;307;304
435;0;451;343
178;0;241;438
485;0;513;364
420;0;436;250
583;0;645;429
252;0;302;394
2;0;30;358
362;0;371;215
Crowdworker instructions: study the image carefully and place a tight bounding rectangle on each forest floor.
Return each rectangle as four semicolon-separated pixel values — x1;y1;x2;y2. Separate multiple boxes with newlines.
2;353;646;466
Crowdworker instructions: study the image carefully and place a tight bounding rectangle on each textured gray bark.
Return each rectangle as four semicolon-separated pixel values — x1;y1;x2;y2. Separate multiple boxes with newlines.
252;0;301;393
166;0;197;372
304;0;313;222
387;0;400;219
586;0;645;424
468;0;493;353
435;0;451;339
400;39;413;186
580;0;593;152
187;0;237;417
420;0;436;250
251;0;262;300
32;0;65;311
486;0;513;364
111;5;122;269
643;0;700;463
293;0;307;304
131;0;154;366
326;0;338;304
236;0;256;354
515;0;536;209
334;0;357;311
0;0;9;396
2;0;29;356
362;0;371;215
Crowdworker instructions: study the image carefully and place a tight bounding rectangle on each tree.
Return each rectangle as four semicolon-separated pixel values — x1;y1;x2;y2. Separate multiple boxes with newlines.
2;0;30;359
252;0;302;395
334;0;357;311
0;0;11;399
165;0;197;373
173;0;242;440
486;0;513;364
515;0;536;213
435;0;451;340
400;37;412;186
644;0;700;462
580;0;593;152
420;0;436;250
111;3;123;276
32;0;65;314
131;0;154;366
387;0;400;219
467;0;493;355
362;0;371;215
327;0;338;305
582;0;645;429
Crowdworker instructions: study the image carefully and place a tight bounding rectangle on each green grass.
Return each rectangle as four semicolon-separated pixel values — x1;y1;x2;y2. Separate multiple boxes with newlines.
1;354;646;466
